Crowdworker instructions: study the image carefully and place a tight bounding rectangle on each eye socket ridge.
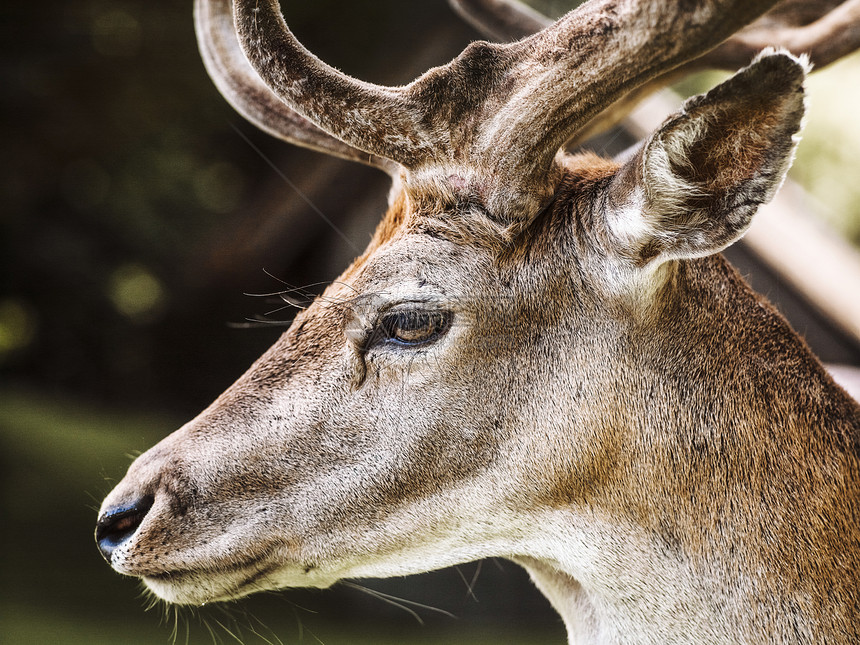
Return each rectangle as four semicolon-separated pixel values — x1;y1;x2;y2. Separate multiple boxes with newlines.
368;308;452;349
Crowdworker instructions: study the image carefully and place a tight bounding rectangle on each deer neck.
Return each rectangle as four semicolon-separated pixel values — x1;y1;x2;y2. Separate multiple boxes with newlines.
508;254;860;644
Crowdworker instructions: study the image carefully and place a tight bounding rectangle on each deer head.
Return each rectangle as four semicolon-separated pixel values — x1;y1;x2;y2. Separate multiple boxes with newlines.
97;1;860;642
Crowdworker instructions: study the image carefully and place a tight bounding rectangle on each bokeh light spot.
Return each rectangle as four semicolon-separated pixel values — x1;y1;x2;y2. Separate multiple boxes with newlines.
0;299;38;362
193;161;246;213
108;264;166;322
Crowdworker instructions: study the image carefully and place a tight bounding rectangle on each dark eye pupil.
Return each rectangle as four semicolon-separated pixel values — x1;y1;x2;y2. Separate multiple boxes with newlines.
381;310;449;345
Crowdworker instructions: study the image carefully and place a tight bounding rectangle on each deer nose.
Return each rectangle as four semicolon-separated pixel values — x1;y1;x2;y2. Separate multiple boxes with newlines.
95;495;154;562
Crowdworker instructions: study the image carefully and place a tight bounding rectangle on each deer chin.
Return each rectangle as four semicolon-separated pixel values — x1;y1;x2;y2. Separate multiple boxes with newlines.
142;570;268;606
140;560;340;606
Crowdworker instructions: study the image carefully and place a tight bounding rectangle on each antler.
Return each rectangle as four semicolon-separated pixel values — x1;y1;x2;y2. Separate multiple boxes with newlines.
194;0;398;174
452;0;860;142
452;0;860;67
214;0;787;219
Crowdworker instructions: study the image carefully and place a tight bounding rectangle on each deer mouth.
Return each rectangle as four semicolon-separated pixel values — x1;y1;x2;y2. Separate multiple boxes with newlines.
142;559;285;605
139;552;338;605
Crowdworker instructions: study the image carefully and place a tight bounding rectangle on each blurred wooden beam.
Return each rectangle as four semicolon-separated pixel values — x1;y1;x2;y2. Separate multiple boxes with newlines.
829;364;860;399
744;181;860;345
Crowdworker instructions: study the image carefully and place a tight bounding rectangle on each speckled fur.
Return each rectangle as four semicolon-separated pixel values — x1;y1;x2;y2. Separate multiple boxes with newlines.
98;3;859;644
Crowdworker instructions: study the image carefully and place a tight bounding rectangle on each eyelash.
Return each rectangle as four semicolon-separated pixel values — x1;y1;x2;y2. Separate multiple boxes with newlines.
365;309;452;350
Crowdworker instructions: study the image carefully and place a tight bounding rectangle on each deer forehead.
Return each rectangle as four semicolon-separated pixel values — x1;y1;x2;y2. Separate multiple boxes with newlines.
345;153;624;291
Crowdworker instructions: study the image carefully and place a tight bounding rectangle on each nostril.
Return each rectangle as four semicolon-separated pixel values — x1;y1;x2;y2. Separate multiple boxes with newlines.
95;495;154;562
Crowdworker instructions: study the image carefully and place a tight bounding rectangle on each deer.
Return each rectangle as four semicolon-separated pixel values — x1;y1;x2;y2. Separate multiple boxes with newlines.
95;0;860;642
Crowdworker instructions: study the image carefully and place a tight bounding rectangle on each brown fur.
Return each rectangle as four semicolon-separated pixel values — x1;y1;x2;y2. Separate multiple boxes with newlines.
96;3;859;644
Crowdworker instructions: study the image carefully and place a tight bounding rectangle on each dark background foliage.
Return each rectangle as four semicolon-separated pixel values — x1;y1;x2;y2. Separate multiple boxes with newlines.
2;0;413;412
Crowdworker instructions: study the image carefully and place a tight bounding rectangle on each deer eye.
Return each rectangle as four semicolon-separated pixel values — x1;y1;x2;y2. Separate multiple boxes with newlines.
372;309;452;348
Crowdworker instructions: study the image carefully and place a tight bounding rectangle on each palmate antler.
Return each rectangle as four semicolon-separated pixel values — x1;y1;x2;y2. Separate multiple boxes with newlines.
452;0;860;141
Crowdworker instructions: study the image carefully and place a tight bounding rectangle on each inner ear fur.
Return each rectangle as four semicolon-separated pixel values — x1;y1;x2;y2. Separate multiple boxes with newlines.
609;50;809;266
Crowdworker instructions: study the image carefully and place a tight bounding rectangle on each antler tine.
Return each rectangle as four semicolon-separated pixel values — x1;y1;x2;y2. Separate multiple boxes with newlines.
448;0;550;42
455;0;860;145
194;0;398;175
233;0;437;169
480;0;781;181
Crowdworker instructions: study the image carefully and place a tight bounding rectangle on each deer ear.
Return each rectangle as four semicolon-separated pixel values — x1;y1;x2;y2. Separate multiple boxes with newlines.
608;50;808;266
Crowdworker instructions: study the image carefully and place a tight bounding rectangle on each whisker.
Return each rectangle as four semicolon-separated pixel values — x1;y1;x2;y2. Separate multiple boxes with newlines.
261;268;291;286
213;618;245;645
166;604;179;645
345;583;424;625
454;561;482;602
260;271;335;296
242;290;310;309
227;320;295;329
469;560;484;597
241;608;285;645
201;614;221;645
291;605;305;643
244;289;294;298
278;293;310;309
262;302;299;318
341;581;457;624
331;280;359;294
181;607;191;645
233;272;372;328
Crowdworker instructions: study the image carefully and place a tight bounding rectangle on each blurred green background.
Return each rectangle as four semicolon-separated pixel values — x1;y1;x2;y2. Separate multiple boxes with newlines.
1;1;858;643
